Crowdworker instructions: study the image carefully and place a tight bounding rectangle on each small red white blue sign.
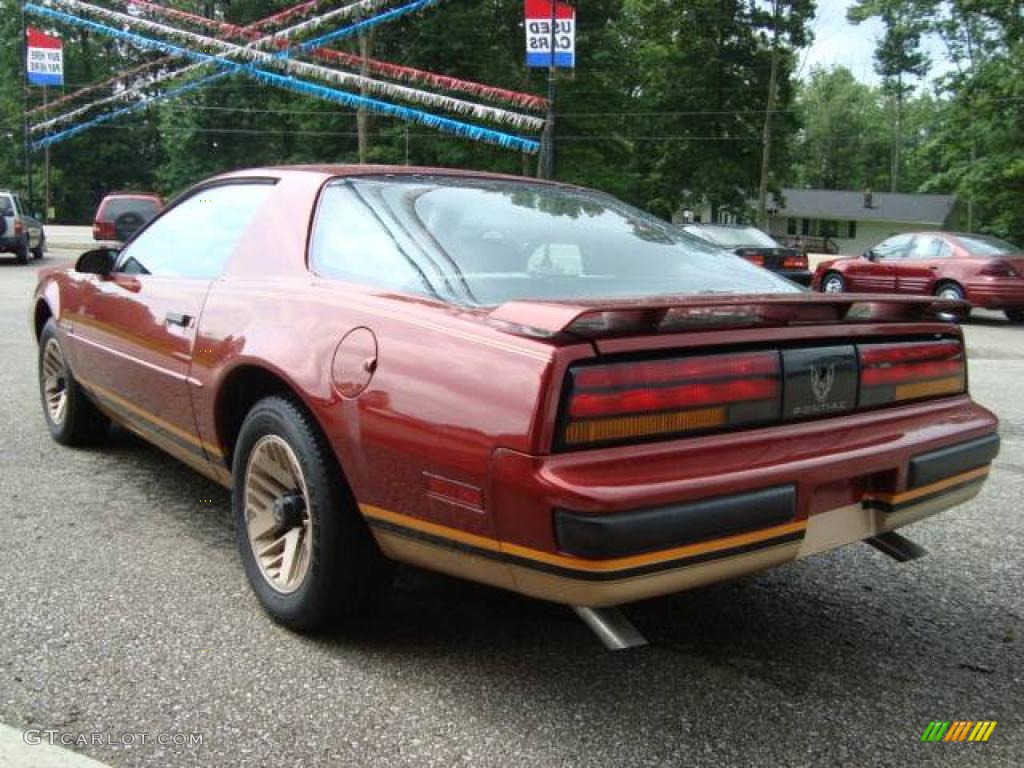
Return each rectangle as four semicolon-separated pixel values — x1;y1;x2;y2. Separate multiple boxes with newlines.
524;0;575;68
27;28;64;87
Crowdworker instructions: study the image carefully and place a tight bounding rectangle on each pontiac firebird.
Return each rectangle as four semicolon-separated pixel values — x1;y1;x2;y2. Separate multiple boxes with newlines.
32;166;999;647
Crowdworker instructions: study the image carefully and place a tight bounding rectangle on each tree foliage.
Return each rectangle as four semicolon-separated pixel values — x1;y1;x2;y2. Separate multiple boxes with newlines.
1;0;814;224
840;0;1022;238
0;0;1018;240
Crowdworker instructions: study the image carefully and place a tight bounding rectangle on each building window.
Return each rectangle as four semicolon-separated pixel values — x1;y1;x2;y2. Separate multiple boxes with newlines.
787;217;796;235
848;221;857;239
801;218;810;236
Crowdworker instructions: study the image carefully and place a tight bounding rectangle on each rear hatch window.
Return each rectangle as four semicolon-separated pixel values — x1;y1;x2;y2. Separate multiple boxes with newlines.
312;176;800;306
99;197;160;221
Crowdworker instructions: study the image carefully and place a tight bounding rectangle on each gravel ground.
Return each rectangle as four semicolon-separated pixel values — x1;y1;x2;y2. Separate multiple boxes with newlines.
1;252;1021;767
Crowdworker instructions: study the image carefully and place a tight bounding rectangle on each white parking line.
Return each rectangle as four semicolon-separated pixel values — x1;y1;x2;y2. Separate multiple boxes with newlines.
0;724;113;768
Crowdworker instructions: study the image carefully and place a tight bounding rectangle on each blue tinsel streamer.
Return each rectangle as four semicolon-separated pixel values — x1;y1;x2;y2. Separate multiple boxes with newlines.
26;2;540;153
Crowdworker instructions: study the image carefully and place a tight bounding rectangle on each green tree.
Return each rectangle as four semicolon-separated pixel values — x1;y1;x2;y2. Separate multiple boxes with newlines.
848;0;930;191
791;66;890;190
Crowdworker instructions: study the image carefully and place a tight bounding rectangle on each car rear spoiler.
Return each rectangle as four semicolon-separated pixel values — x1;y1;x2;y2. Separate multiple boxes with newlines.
487;294;967;339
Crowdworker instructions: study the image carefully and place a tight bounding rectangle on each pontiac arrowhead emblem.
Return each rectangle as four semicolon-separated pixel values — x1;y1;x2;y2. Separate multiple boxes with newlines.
810;362;836;403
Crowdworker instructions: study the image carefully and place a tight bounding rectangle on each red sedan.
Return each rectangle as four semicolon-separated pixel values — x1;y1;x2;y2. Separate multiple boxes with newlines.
813;231;1024;322
32;167;999;646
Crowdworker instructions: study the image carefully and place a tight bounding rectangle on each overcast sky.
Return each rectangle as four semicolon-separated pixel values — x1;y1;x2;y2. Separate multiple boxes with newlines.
800;0;953;85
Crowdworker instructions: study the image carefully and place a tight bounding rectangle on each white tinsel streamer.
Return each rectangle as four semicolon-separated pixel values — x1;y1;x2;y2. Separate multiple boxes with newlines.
35;0;543;131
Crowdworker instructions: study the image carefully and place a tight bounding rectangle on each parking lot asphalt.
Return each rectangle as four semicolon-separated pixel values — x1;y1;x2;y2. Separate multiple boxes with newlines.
1;251;1021;767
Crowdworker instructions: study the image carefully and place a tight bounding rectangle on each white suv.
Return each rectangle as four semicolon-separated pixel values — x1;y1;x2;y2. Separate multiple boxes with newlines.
0;190;46;264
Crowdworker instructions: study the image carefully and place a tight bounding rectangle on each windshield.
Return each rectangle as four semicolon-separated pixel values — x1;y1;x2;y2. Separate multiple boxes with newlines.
956;234;1020;256
312;177;799;306
699;226;779;248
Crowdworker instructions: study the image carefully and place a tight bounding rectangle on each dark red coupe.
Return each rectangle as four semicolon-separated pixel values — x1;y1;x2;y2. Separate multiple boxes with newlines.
33;167;999;647
813;231;1024;322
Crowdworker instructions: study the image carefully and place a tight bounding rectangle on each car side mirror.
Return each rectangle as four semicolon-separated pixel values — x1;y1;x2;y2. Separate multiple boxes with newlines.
863;249;878;261
75;247;119;277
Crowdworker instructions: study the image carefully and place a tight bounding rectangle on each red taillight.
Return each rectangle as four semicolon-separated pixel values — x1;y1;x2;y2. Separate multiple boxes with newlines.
562;351;780;446
93;221;116;240
742;252;765;267
859;340;966;407
782;255;807;269
14;220;24;235
979;260;1019;277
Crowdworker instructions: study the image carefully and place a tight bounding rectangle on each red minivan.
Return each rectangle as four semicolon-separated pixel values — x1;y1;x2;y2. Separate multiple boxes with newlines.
92;192;165;243
813;232;1024;322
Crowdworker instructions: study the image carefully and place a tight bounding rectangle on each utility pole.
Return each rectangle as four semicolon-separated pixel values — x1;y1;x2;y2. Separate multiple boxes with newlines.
538;0;557;180
357;27;375;164
20;1;34;213
756;0;781;229
891;74;902;192
44;86;50;222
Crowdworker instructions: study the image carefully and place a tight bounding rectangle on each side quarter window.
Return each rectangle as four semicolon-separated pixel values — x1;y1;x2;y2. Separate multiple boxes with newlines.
117;182;275;279
310;183;428;294
907;236;952;260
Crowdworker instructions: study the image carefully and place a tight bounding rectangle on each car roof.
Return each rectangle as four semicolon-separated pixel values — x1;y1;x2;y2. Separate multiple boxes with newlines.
210;164;564;186
101;192;163;199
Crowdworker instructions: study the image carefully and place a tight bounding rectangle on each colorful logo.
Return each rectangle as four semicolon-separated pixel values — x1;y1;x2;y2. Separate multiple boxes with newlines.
920;721;997;742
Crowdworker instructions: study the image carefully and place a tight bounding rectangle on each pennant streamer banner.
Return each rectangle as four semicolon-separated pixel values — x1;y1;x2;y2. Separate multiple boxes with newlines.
103;0;546;110
25;4;541;153
28;0;378;119
524;0;575;68
27;0;340;117
30;0;542;132
26;27;64;85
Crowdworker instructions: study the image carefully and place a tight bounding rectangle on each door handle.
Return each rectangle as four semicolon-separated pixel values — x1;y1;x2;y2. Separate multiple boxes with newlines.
165;312;193;328
928;266;939;270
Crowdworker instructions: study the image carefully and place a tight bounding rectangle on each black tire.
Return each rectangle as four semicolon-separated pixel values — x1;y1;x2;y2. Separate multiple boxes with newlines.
38;319;109;445
233;396;393;632
934;282;970;321
821;271;845;293
1005;309;1024;323
15;243;28;265
32;238;45;260
934;281;965;301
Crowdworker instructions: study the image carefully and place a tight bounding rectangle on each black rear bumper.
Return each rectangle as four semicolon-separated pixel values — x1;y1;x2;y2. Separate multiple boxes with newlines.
555;485;797;559
553;433;1000;560
908;433;1000;488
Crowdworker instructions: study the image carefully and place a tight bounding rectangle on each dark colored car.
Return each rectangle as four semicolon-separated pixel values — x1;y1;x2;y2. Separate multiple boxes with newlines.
32;167;998;645
92;192;164;242
682;223;812;285
1;189;46;263
813;231;1024;322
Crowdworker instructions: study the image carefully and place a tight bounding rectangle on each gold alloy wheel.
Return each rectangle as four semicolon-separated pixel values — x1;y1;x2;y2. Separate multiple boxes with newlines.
42;338;68;426
244;435;313;594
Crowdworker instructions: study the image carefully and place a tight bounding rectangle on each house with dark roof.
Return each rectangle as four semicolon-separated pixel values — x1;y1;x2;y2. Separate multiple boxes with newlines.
764;188;963;256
